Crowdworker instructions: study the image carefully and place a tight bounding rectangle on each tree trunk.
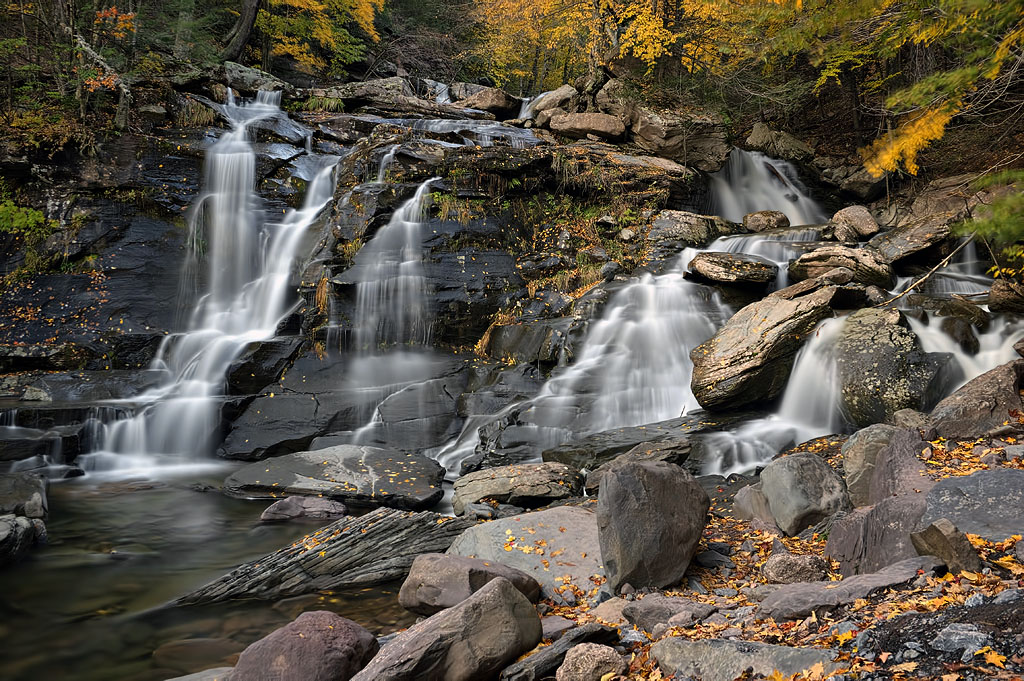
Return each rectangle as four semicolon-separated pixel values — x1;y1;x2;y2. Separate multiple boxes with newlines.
221;0;261;62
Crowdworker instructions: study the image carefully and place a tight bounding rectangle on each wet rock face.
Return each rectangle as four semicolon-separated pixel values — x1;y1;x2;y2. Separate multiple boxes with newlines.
835;308;954;427
869;213;955;273
223;445;445;511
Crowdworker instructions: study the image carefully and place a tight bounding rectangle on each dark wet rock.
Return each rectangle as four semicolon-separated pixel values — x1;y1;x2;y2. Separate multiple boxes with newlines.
842;423;899;507
929;359;1024;439
459;87;522;119
623;594;716;631
691;275;849;411
457;363;545;418
743;210;790;233
931;622;991;659
398;553;541;616
836;308;954;428
179;508;472;604
218;391;353;461
219;61;292;95
224;445;445;511
831;205;880;241
920;469;1024;541
499;623;618;681
584;439;700;495
555;643;626;681
687;252;778;287
911;518;984;573
447;506;601;604
351;577;541;681
758;555;942;619
759;453;851;536
549;113;625;140
762;550;829;584
0;513;46;567
789;245;894;289
452;462;583;515
648;210;736;249
695;549;734;568
652;638;840;681
0;472;48;519
259;496;349;522
226;338;305;395
0;343;92;373
152;638;245;675
230;610;377;681
825;494;927;576
597;461;710;593
988;278;1024;313
869;213;955;272
481;317;575;366
745;123;814;163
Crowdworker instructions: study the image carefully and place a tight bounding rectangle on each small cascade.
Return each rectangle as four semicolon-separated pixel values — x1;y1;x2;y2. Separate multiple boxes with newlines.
891;237;991;298
407;119;539;148
908;313;1024;386
435;83;451;104
375;145;398;183
518;91;551;120
350;179;438;350
706;228;822;288
711;149;828;226
82;93;337;474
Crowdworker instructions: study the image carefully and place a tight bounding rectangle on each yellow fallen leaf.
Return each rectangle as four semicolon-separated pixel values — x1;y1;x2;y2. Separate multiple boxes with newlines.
890;661;918;672
984;650;1007;668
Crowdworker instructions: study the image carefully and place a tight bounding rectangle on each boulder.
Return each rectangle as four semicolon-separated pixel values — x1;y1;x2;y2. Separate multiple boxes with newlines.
398;553;541;616
0;513;45;567
835;308;954;428
929;359;1024;439
690;276;845;411
350;578;541;681
541;616;576;641
230;611;378;681
745;123;814;163
548;113;625;140
920;469;1024;541
911;518;984;573
687;252;778;288
868;213;955;272
622;594;716;631
652;639;840;681
866;428;933;504
584;439;698;495
824;495;926;576
452;462;584;516
757;555;942;619
839;167;887;201
535;107;565;129
759;453;851;536
223;445;445;511
648;210;736;249
447;506;602;603
788;246;894;289
762;551;830;584
528;85;577;115
459;87;522;119
988;279;1024;313
179;509;472;605
742;210;790;233
841;424;900;507
831;205;879;241
597;461;710;593
733;484;775;527
499;623;618;681
221;61;292;94
0;472;48;519
555;643;626;681
260;496;348;522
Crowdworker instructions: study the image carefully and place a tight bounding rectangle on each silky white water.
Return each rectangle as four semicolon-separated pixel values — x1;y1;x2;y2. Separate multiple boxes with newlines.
81;93;337;474
711;149;828;225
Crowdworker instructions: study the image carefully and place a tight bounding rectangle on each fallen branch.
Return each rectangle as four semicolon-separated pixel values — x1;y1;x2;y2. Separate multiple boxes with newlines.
876;233;976;307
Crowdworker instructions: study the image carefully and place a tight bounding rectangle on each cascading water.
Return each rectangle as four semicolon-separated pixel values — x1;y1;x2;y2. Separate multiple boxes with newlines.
711;149;828;225
82;93;338;474
375;145;398;183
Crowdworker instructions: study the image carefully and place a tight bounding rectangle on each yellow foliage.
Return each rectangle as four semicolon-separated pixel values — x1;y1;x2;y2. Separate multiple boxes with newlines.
863;101;960;177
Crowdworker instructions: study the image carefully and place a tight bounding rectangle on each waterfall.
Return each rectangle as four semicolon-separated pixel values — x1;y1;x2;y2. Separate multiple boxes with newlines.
710;149;828;226
375;145;398;183
81;93;337;474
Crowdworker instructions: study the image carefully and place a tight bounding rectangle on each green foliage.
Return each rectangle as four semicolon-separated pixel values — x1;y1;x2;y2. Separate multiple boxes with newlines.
952;171;1024;279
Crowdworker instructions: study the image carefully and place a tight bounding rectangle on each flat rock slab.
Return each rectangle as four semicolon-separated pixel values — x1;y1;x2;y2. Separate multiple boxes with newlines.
224;445;445;511
652;638;840;681
921;469;1024;541
447;506;603;604
452;462;583;515
178;508;472;605
687;252;778;286
757;555;942;620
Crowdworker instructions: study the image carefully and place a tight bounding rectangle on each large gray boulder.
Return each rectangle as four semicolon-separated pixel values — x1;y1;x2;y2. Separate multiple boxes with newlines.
691;275;847;411
652;639;840;681
223;445;445;511
0;472;47;519
231;611;378;681
742;210;790;233
920;469;1024;541
459;87;522;119
788;246;894;289
745;123;814;163
928;359;1024;439
866;428;934;504
869;213;955;272
528;85;577;115
758;555;942;619
350;577;541;681
910;518;984;573
398;553;541;616
835;308;953;427
831;205;880;241
824;494;927;576
452;462;583;515
555;643;626;681
597;461;709;593
622;594;716;631
759;453;851;536
687;252;778;288
841;424;900;507
548;113;625;140
447;506;602;603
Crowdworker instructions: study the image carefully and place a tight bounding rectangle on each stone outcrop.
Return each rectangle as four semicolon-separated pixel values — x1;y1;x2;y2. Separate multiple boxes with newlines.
687;252;778;287
452;462;583;515
788;246;894;289
398;553;541;616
